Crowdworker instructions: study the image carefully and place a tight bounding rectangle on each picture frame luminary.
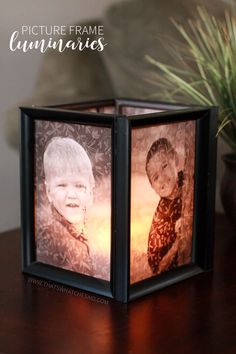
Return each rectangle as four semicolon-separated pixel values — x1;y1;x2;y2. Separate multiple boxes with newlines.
20;98;217;302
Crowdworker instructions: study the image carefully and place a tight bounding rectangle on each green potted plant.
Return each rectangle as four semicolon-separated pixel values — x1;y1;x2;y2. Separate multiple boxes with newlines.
146;6;236;228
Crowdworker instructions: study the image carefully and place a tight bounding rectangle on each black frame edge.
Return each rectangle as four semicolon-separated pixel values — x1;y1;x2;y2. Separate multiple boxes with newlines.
129;264;203;301
20;109;35;270
203;107;218;269
113;116;131;302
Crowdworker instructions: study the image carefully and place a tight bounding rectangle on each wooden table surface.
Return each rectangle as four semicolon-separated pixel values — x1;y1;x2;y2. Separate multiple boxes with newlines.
0;214;235;354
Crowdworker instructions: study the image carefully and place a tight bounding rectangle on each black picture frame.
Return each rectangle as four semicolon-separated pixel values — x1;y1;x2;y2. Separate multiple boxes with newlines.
20;105;115;298
20;98;217;302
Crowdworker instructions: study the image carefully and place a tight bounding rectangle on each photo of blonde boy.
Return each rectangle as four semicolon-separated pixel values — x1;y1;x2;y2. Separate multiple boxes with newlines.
35;121;111;281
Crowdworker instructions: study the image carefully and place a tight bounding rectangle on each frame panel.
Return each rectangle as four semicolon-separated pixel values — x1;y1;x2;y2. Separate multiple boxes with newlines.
20;107;115;299
128;107;217;301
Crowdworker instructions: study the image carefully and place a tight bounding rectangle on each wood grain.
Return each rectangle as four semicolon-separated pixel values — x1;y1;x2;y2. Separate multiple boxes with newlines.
0;215;235;354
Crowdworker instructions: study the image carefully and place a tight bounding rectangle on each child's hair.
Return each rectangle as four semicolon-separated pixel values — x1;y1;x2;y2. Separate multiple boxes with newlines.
43;137;95;188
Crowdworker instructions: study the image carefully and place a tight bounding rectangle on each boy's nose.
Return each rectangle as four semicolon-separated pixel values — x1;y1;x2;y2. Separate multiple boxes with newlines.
159;174;167;184
67;187;78;198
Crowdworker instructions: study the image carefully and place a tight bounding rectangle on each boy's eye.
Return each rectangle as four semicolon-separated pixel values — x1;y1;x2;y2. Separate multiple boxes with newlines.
162;163;167;169
153;173;159;182
76;184;86;190
57;183;67;188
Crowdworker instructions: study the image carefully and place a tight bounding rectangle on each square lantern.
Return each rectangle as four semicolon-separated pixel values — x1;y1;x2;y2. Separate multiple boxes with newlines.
20;98;217;302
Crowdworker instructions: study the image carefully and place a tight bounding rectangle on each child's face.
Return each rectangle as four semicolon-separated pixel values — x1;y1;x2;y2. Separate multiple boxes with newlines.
46;170;93;225
147;151;178;198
